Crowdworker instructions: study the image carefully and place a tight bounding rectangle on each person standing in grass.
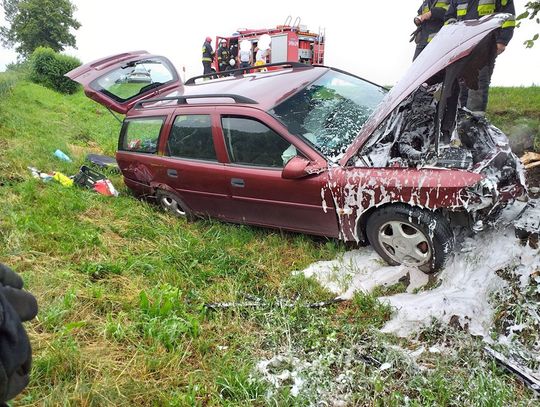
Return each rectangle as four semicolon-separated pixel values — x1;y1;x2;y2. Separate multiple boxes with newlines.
445;0;516;114
412;0;451;60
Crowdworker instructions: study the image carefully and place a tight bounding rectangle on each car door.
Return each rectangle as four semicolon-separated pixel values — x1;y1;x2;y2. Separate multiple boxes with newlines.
66;51;182;114
116;114;169;197
149;107;230;218
217;109;339;238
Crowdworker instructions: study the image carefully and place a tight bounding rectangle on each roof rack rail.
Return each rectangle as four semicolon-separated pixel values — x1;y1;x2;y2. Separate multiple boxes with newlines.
184;61;311;85
133;94;258;109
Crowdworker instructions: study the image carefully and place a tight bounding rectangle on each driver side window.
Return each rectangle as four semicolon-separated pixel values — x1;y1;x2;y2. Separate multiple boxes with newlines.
221;116;296;168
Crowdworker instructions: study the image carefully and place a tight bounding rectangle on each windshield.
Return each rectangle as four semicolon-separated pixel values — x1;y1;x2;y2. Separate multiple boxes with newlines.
269;70;386;161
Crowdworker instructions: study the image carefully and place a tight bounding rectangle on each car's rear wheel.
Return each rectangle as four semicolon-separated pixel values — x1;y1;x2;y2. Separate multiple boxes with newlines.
156;190;193;221
366;204;453;273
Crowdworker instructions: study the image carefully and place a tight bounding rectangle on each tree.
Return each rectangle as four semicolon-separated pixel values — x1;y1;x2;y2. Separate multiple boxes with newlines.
517;1;540;47
0;0;80;57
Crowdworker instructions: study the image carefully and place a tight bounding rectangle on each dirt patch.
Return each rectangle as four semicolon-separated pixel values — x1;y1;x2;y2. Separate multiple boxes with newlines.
68;143;104;160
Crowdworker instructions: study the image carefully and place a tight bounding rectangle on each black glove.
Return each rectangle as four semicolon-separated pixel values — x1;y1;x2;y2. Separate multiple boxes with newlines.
0;263;38;403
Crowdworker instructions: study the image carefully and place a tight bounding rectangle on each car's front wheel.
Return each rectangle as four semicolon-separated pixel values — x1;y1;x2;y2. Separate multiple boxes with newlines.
366;204;453;273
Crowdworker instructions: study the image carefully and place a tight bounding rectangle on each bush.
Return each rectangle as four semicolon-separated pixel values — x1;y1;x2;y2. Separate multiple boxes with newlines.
30;47;81;94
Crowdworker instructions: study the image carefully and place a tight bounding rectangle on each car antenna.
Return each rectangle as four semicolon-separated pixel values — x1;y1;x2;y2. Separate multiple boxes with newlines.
106;106;123;124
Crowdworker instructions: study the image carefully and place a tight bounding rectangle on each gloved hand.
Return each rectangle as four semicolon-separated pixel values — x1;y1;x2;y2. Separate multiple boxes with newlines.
0;263;38;403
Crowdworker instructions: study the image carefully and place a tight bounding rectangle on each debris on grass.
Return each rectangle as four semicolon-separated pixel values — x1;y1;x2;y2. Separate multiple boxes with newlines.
521;151;540;170
53;148;72;162
485;346;540;394
28;165;119;196
86;153;119;172
205;297;345;311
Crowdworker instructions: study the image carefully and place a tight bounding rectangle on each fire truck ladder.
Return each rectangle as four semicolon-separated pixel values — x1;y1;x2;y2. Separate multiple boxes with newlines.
282;15;301;30
315;27;326;65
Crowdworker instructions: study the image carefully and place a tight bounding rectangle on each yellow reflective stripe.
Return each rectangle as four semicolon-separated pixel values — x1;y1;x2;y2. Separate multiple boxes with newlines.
502;18;516;28
478;4;495;15
478;0;495;15
202;57;212;61
435;1;450;10
457;9;467;16
457;4;468;16
422;6;429;13
502;0;508;5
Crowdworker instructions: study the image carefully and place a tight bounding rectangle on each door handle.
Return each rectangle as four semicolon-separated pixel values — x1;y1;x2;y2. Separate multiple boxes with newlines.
231;178;245;188
167;169;178;178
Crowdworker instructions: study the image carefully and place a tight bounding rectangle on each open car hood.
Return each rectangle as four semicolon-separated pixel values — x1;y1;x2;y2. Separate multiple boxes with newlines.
340;14;514;166
66;51;182;114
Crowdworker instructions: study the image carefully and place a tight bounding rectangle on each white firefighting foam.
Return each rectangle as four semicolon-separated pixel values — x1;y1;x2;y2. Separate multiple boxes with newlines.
300;227;539;338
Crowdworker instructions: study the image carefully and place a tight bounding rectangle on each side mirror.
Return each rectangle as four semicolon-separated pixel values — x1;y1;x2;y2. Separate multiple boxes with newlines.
282;156;310;179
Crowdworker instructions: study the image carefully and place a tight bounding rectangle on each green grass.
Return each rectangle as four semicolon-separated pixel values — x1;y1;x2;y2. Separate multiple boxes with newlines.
487;86;540;150
0;75;537;405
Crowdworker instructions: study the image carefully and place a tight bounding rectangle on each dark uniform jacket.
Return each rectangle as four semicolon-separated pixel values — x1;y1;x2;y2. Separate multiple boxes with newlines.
416;0;451;47
217;46;231;65
445;0;516;45
202;41;214;62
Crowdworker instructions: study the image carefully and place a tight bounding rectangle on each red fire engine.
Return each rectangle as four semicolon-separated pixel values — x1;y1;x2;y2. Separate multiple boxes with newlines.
212;16;325;73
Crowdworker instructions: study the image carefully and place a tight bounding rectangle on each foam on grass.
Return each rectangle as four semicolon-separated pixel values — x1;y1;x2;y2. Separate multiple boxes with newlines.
300;227;539;338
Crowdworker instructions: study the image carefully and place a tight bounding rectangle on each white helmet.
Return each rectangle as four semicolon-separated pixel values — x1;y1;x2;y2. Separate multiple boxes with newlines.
229;59;236;67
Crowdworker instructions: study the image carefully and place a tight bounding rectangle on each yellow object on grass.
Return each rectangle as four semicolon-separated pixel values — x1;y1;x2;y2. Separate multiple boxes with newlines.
53;172;73;187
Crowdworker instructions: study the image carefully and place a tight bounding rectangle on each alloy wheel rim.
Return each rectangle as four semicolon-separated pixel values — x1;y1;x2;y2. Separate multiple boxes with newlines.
161;196;186;217
377;220;431;267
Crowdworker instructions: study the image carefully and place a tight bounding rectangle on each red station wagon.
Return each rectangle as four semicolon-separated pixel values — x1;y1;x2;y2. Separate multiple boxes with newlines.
67;14;526;272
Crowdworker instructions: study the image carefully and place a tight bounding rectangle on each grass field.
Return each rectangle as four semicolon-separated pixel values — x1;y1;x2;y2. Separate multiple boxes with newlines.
1;77;538;405
488;86;540;152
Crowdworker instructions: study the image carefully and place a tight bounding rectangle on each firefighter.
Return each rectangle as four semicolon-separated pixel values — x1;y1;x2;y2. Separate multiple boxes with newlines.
217;39;231;72
445;0;516;114
0;263;38;405
412;1;451;60
201;36;214;76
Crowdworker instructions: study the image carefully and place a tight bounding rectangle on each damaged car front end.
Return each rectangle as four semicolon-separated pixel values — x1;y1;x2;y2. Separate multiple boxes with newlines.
325;14;527;271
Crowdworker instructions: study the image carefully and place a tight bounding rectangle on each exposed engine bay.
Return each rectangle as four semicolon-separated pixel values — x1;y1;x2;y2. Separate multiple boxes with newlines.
358;84;527;226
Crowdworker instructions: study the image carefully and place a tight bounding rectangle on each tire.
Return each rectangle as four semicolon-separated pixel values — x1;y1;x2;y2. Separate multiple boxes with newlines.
365;204;454;273
156;190;193;221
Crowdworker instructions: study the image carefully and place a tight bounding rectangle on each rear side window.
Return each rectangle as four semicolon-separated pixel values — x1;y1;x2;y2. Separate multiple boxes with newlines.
120;117;164;153
221;116;291;168
166;115;216;161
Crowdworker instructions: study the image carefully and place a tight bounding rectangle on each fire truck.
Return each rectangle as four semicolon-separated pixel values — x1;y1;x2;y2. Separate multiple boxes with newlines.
212;16;325;73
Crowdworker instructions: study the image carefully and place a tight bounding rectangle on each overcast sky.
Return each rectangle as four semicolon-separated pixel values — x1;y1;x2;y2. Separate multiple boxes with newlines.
1;0;539;86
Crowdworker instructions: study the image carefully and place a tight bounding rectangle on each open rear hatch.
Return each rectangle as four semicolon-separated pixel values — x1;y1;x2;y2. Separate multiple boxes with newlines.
66;51;182;114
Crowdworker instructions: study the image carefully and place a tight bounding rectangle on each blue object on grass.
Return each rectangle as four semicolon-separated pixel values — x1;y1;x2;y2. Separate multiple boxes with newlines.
54;149;72;162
